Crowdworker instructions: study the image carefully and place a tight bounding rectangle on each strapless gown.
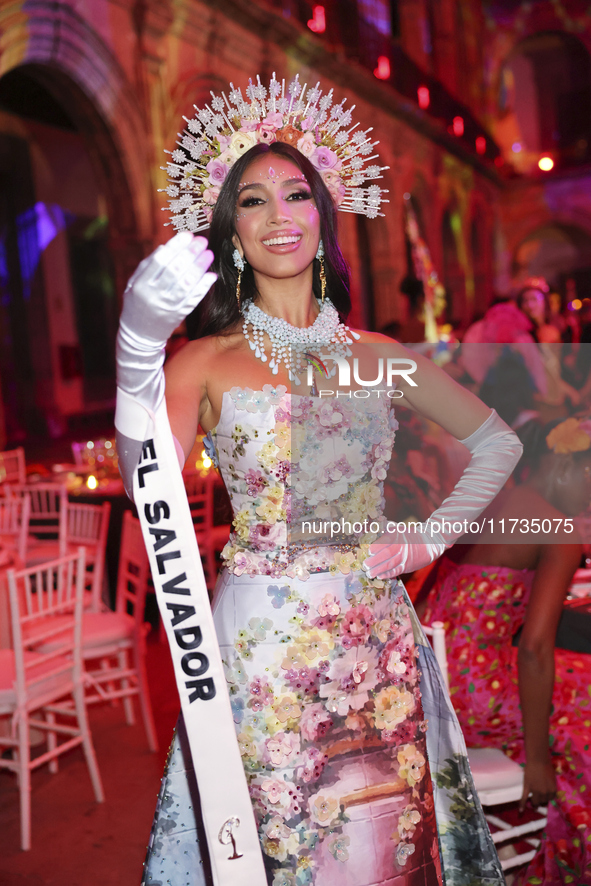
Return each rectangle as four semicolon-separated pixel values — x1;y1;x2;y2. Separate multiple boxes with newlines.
142;387;504;886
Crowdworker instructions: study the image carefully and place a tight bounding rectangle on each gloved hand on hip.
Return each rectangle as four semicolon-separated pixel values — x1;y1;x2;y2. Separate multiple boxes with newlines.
363;409;522;579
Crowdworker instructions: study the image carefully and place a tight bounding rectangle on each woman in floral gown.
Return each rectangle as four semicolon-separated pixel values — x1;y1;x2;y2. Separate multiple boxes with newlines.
116;99;521;884
423;417;591;885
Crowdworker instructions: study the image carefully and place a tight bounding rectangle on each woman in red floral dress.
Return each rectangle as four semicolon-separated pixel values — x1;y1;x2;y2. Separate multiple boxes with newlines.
423;416;591;885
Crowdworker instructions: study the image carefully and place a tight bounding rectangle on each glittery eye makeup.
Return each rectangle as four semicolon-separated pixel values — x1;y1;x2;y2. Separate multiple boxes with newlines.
235;177;313;210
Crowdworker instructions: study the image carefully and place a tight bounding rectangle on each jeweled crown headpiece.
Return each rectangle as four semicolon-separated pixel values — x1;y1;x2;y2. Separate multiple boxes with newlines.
162;73;389;233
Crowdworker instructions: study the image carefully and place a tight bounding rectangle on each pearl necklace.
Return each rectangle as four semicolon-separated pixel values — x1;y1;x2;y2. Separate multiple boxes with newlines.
242;298;360;384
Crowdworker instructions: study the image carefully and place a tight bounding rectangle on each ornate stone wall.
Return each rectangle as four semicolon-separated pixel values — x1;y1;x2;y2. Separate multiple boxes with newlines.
0;0;502;440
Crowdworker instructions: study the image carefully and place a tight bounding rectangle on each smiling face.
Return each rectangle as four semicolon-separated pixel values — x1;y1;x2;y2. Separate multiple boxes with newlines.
520;288;546;325
232;155;320;283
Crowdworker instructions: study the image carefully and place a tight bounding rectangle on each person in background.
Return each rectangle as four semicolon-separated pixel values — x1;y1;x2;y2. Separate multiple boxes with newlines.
456;298;547;404
516;278;561;344
421;415;591;885
515;279;580;420
548;290;580;344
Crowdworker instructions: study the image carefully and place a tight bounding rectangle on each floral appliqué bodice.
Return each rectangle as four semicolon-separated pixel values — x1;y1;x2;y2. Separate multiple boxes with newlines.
207;386;398;580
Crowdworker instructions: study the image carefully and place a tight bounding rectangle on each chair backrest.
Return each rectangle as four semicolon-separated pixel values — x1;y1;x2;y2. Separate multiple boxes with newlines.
11;483;68;553
421;620;449;689
184;471;215;534
67;501;111;610
0;495;31;563
67;501;111;547
0;446;26;487
115;512;149;628
7;548;86;702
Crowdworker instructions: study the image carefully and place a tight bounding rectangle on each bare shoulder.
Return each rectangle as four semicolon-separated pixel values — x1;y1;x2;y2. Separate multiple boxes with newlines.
166;331;243;375
167;334;215;366
351;329;400;346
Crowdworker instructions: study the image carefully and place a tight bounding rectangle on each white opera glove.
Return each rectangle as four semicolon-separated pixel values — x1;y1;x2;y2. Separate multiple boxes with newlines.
115;232;216;495
363;409;523;579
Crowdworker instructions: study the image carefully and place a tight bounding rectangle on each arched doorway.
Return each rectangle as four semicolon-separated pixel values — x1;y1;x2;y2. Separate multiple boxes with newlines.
513;222;591;298
0;64;139;444
499;32;591;170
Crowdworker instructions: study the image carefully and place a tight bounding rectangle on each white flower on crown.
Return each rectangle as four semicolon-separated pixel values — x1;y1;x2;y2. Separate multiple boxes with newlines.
161;73;389;233
229;131;258;156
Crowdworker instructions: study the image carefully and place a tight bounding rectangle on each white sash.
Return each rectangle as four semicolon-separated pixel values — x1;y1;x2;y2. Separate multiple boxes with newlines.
132;397;267;886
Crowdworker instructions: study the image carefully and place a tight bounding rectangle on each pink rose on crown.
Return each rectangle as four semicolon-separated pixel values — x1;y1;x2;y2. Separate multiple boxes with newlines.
322;170;347;206
264;112;283;129
202;187;220;206
205;158;229;186
310;145;342;171
301;115;316;132
257;124;277;143
297;132;316;158
257;113;283;143
216;133;231;151
239;118;258;132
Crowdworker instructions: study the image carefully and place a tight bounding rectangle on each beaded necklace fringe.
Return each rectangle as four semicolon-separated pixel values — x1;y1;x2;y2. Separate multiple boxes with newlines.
242;298;360;384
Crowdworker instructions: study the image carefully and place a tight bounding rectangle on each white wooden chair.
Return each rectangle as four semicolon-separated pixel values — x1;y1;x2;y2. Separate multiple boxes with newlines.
0;494;31;564
421;618;548;873
9;483;68;564
183;470;230;591
1;549;104;849
81;511;157;751
0;446;26;490
65;501;111;612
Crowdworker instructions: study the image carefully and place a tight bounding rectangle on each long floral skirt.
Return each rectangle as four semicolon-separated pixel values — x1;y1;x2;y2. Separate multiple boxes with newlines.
142;568;504;886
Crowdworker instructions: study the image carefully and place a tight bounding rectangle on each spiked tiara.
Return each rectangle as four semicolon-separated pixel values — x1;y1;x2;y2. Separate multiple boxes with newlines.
162;73;389;233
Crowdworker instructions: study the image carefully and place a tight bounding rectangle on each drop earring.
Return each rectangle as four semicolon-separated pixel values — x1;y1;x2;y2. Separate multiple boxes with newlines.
316;240;326;305
233;248;245;311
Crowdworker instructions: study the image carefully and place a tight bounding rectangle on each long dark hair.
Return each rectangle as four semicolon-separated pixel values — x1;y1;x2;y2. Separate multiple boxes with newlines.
516;284;550;341
200;141;351;336
514;415;590;481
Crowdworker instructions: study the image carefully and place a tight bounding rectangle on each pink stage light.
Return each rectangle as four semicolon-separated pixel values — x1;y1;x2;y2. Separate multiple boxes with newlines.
417;86;430;109
452;116;464;137
475;136;486;155
307;5;326;33
374;56;391;80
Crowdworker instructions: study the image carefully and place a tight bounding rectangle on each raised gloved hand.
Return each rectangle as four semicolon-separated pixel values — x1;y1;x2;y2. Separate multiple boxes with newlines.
115;232;216;494
363;409;523;579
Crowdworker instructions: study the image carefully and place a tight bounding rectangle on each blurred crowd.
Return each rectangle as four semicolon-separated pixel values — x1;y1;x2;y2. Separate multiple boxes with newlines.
387;279;591;882
387;277;591;429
